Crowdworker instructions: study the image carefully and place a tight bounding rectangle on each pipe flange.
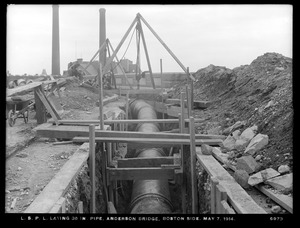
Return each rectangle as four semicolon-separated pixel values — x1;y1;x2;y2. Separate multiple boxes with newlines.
129;193;174;213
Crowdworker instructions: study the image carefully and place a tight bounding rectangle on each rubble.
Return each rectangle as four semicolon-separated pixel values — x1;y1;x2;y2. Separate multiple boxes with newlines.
248;168;280;186
234;125;258;150
244;133;269;155
233;169;250;189
236;155;261;174
265;173;292;194
278;165;290;174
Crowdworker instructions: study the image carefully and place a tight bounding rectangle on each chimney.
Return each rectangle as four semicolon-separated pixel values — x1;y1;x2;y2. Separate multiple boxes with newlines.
52;5;60;76
99;8;106;68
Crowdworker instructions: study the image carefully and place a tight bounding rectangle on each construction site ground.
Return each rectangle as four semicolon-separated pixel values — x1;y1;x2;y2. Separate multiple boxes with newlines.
5;52;293;214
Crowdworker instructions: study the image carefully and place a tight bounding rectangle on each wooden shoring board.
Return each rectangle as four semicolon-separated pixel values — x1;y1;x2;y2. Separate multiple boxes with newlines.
73;136;222;146
196;154;267;214
107;167;175;181
49;197;66;213
35;87;61;124
104;89;163;95
48;118;206;125
166;98;211;109
255;184;293;213
117;157;175;168
24;143;89;213
35;123;223;143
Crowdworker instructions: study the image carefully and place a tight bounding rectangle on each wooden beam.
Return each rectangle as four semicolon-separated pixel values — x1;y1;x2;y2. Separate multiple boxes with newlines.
221;200;236;214
24;143;90;213
34;86;47;124
196;154;267;214
216;184;227;214
7;80;59;97
255;184;293;213
117;157;175;168
73;136;223;146
35;123;224;143
49;197;66;213
107;167;175;181
166;98;211;109
210;176;219;214
49;118;206;125
104;89;162;95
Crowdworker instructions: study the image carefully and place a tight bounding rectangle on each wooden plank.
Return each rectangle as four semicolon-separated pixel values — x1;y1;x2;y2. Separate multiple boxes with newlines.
24;143;90;213
49;197;66;213
221;200;236;214
7;80;59;97
103;94;119;106
255;184;293;213
211;147;237;171
35;87;60;124
107;167;174;181
73;136;223;146
34;86;47;124
210;176;219;214
117;157;174;168
196;154;266;214
49;118;206;125
36;124;223;143
108;201;117;214
104;88;162;95
165;98;211;109
52;141;73;145
216;184;227;214
89;125;96;213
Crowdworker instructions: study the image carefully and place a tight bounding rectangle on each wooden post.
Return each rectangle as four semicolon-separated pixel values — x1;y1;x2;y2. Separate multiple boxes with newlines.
34;86;47;124
99;62;104;130
89;125;96;213
179;113;186;214
185;84;191;119
125;91;129;131
210;176;219;214
77;201;83;213
187;67;194;115
160;58;163;89
189;116;198;214
216;184;227;214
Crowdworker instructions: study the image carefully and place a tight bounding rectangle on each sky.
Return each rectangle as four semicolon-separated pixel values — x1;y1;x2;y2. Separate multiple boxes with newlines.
6;4;292;76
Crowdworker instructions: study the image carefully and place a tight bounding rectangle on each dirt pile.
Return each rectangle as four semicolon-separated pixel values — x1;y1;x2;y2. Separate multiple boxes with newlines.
170;52;293;171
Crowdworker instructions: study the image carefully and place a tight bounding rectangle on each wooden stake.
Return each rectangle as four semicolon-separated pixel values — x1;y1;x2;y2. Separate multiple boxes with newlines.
179;113;186;214
77;201;83;214
89;124;96;213
34;86;47;124
125;91;129;131
216;184;227;214
189;116;198;214
187;67;194;115
185;85;190;119
210;176;219;214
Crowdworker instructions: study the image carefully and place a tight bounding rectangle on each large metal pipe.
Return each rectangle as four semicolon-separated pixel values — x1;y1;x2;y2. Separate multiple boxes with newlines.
129;99;173;214
52;5;60;76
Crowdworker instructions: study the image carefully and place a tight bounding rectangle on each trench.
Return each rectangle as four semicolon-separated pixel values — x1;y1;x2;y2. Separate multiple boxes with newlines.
63;99;186;214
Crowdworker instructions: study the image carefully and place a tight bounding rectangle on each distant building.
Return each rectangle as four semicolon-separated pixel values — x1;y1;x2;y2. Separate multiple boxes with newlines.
66;57;140;76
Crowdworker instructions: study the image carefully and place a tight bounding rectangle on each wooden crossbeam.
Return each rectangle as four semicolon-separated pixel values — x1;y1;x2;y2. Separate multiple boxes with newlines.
48;118;206;125
165;98;211;109
117;157;175;168
107;167;175;181
35;124;224;144
104;88;162;95
73;136;223;146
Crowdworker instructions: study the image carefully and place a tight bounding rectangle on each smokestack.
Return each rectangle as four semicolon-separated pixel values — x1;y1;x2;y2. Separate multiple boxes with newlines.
99;8;106;68
52;5;60;76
